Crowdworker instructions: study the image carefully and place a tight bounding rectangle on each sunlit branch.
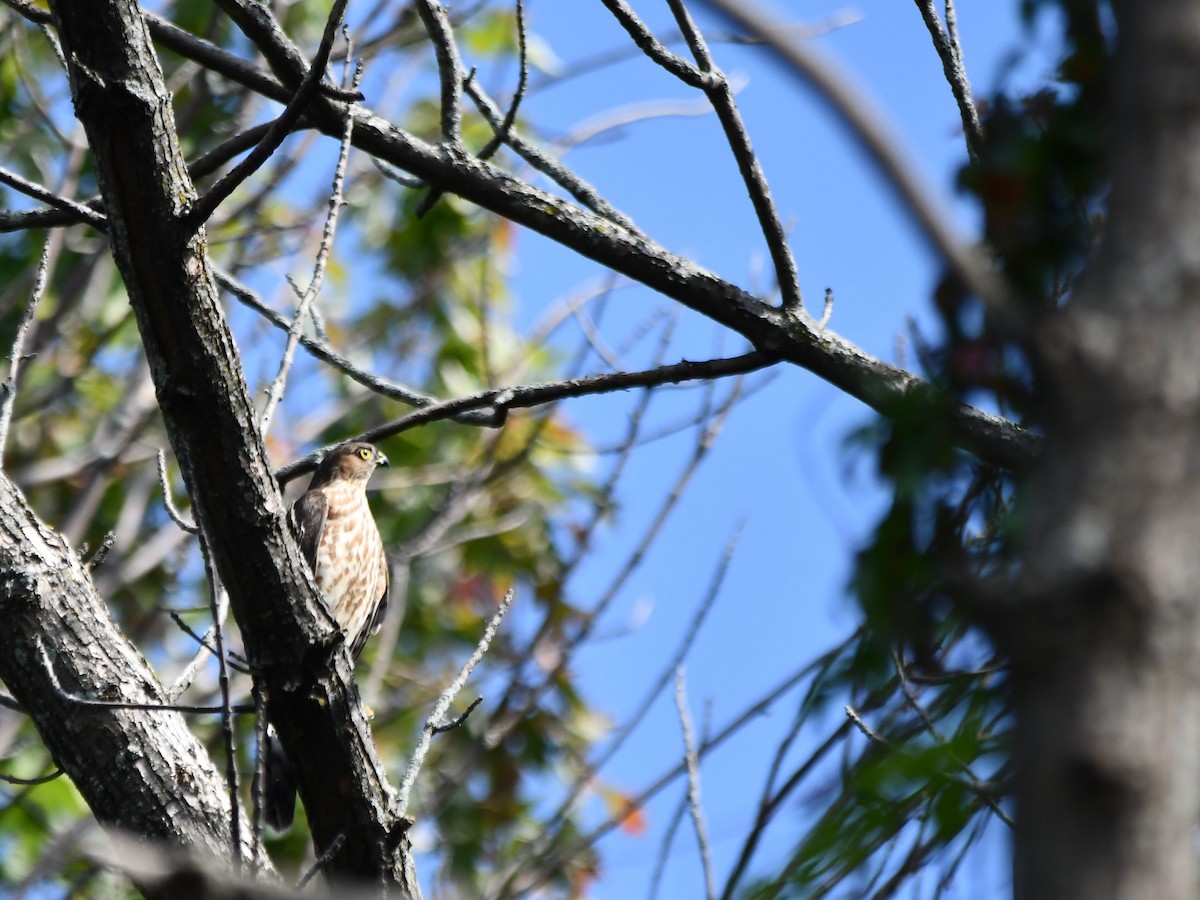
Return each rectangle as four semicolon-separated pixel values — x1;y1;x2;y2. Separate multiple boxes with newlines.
665;0;805;313
259;57;362;437
463;79;639;232
674;667;717;900
701;0;1023;333
0;237;50;467
415;0;465;148
913;0;983;161
395;589;514;818
277;352;777;484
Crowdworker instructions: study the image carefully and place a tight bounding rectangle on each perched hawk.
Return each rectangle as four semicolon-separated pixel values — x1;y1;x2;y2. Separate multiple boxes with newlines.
290;441;391;658
264;441;390;830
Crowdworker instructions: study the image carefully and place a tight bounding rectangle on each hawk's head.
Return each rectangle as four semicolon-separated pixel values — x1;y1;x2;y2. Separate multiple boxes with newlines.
312;441;389;486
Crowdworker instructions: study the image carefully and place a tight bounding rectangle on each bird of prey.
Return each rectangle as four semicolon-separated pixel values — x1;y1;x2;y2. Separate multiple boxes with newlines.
264;441;390;830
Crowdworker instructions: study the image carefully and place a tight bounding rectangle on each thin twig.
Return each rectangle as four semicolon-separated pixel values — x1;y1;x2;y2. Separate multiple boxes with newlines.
648;788;690;900
0;766;63;785
674;668;716;900
198;537;241;869
156;450;198;534
214;267;500;426
703;0;1024;333
36;637;252;715
415;0;465;147
0;166;107;229
483;367;744;774
913;0;983;162
297;833;346;889
0;236;51;466
85;532;115;570
395;589;513;818
166;591;241;701
664;0;805;313
258;56;362;436
720;719;851;900
275;352;776;484
462;79;639;232
250;683;268;863
431;696;483;735
186;0;350;228
478;0;528;161
533;519;738;845
512;655;834;897
819;287;834;330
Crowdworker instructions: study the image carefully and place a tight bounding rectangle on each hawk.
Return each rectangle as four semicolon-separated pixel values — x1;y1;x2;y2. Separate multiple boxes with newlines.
264;441;390;830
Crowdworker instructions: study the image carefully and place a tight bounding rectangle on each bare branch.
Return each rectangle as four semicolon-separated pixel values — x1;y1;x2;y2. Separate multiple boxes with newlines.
513;654;838;896
462;79;639;231
432;696;484;735
36;637;253;716
674;668;717;900
276;352;777;484
599;0;714;89
819;286;835;330
0;236;50;466
477;0;528;162
165;590;232;702
197;537;242;869
665;0;805;313
0;766;63;785
259;57;362;436
156;450;199;534
419;0;529;213
913;0;983;161
0;165;107;229
186;0;351;228
395;589;514;818
214;268;501;426
297;833;347;890
702;0;1025;333
126;0;1038;469
532;520;738;848
415;0;465;148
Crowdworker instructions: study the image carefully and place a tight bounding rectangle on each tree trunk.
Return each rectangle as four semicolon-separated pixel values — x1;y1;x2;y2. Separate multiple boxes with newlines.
1010;2;1200;897
45;0;416;887
0;475;272;892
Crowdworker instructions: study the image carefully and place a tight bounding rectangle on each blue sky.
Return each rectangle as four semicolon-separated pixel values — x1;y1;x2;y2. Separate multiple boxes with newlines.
466;1;1061;897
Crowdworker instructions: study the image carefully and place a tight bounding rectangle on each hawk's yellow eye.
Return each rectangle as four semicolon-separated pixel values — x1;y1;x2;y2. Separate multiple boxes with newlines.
358;447;371;460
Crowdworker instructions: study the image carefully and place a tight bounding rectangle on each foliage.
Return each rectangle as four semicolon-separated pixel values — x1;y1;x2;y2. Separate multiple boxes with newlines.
747;4;1114;895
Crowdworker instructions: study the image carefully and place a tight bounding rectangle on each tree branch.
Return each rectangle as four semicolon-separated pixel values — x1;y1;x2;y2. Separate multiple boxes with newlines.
142;0;1037;469
0;474;272;893
274;352;778;484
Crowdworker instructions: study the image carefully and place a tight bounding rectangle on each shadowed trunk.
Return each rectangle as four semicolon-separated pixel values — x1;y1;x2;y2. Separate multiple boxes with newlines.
1009;2;1200;896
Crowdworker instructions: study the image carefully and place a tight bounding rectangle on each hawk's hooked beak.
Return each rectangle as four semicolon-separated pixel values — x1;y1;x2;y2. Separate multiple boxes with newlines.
376;451;390;467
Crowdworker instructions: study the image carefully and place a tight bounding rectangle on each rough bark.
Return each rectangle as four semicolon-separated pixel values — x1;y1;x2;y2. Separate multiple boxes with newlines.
45;0;416;887
1008;2;1200;897
0;474;272;891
